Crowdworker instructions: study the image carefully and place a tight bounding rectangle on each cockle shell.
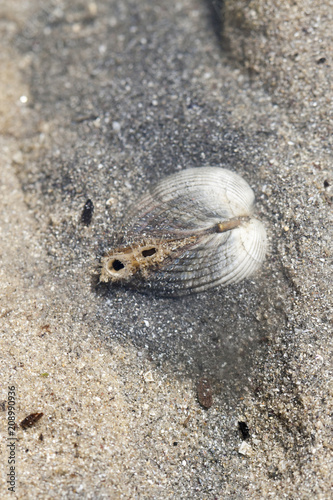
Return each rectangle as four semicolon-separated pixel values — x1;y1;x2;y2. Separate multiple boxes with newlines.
100;167;267;296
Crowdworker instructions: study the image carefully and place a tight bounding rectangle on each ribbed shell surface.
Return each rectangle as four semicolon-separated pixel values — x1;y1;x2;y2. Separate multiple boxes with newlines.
122;168;255;239
102;167;267;296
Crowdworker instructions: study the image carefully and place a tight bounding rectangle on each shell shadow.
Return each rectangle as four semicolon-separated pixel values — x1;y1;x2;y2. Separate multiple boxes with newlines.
204;0;225;42
94;276;277;404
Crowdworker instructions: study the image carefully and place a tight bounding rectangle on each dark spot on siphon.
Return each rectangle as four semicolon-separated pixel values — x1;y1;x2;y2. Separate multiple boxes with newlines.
142;248;157;257
112;259;125;271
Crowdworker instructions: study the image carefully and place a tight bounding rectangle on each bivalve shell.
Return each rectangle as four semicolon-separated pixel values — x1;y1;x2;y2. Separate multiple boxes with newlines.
100;167;267;296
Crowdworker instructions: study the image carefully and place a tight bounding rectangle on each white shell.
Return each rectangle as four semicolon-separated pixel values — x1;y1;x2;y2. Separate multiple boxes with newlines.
100;167;267;296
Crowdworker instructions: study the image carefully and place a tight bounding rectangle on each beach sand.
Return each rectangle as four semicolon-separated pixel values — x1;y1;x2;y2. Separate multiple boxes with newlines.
1;0;332;497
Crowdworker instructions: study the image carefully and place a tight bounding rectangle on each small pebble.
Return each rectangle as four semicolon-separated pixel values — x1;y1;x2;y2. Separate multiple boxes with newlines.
238;441;253;456
197;377;213;409
112;121;121;132
143;371;154;382
81;199;94;226
20;412;44;430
